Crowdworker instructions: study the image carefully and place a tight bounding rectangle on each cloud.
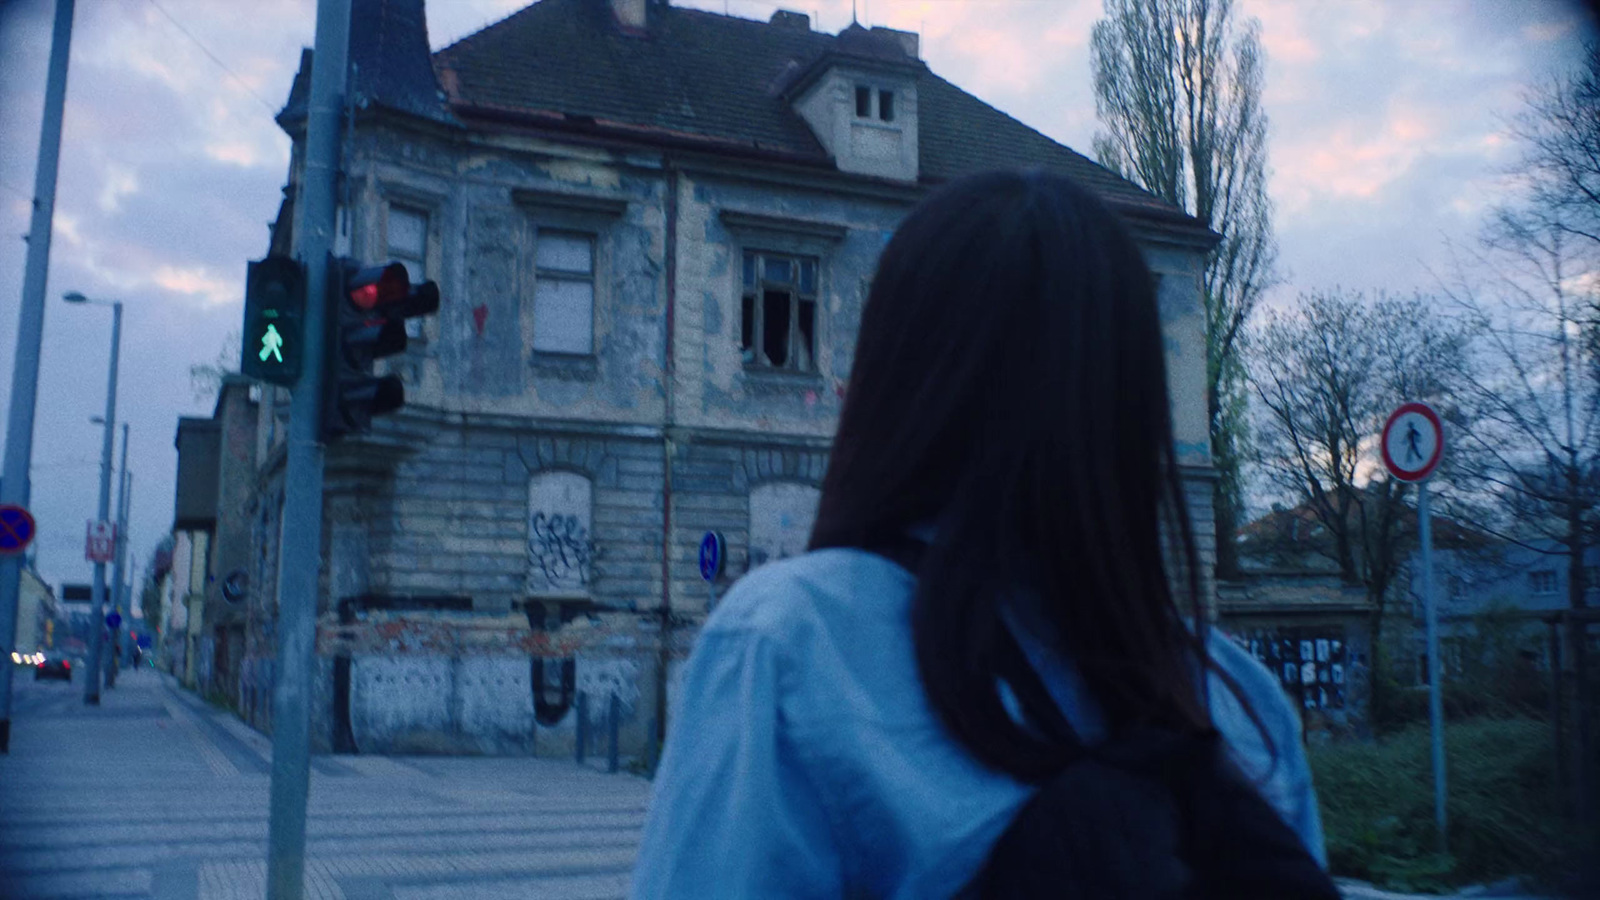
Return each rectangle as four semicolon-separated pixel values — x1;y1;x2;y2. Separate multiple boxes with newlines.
97;164;139;214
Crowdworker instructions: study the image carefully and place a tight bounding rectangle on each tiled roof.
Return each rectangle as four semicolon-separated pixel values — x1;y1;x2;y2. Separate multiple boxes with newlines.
430;0;1189;219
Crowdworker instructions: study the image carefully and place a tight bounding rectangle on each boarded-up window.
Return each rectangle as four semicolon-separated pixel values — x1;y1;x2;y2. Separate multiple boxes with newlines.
533;230;595;355
749;482;820;570
528;471;595;595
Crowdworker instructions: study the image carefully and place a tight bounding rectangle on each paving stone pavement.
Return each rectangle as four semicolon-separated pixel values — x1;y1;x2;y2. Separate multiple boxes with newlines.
0;668;651;899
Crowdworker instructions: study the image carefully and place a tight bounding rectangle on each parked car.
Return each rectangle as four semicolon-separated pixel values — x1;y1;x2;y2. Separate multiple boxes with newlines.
34;653;71;682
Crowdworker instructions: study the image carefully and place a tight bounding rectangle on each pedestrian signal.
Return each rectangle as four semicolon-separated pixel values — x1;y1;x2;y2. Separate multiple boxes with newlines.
241;256;306;387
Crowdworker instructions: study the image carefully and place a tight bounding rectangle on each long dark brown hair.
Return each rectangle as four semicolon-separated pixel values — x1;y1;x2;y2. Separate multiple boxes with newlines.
809;170;1248;780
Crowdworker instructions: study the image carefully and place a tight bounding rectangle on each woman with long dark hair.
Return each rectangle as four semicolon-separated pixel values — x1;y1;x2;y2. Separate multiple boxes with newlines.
632;170;1327;898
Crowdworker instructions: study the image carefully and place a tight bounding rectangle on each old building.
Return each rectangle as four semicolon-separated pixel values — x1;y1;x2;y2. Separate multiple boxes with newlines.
164;377;260;700
12;564;57;658
248;0;1219;757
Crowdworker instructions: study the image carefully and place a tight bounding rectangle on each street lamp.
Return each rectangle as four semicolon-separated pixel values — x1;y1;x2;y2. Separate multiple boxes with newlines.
63;290;121;706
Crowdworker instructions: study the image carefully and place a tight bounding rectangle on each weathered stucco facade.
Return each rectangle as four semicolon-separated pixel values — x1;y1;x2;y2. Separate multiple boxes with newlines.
242;0;1221;759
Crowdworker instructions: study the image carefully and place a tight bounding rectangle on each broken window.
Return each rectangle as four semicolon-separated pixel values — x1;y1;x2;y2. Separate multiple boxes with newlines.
533;230;595;355
387;205;429;338
741;250;818;372
855;84;872;118
879;89;895;122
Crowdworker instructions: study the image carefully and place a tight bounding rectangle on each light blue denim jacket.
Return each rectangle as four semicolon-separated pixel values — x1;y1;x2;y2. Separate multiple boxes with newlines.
631;548;1325;899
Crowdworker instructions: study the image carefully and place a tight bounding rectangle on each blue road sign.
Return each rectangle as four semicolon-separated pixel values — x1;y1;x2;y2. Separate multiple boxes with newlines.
0;504;36;555
699;531;724;582
106;611;122;630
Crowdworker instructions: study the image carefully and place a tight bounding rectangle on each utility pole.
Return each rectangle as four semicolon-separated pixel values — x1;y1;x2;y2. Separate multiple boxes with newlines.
0;0;74;753
266;0;347;895
107;423;129;687
82;301;121;705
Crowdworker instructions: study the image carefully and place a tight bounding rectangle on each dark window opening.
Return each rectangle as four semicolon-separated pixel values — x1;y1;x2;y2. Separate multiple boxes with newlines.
763;290;791;368
742;250;819;373
856;85;872;117
879;89;894;121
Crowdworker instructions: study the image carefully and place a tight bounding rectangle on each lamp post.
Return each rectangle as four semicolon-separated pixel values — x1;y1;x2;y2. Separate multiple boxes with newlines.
64;290;121;705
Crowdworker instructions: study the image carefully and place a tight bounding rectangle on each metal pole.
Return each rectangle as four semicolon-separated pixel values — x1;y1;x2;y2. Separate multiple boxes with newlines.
577;692;589;765
1551;618;1568;818
119;471;134;668
0;0;75;754
265;0;347;894
608;692;620;773
107;423;129;687
1420;481;1448;851
85;303;121;705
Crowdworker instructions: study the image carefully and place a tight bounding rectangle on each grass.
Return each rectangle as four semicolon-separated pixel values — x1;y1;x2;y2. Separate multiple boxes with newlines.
1309;716;1569;894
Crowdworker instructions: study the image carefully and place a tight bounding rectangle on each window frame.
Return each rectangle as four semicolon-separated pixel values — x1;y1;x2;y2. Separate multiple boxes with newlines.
531;227;598;357
718;209;846;387
1530;569;1558;596
513;189;628;374
741;249;820;373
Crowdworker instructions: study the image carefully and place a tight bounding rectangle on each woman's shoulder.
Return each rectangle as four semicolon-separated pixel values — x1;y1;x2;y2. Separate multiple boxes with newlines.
702;547;914;641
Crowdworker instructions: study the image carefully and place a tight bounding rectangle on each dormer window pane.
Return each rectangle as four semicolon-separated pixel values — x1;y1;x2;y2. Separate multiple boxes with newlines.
856;85;872;118
879;89;894;122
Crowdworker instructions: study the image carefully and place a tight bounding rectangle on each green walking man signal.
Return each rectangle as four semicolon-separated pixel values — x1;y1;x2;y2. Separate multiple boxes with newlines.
260;324;285;363
240;255;306;387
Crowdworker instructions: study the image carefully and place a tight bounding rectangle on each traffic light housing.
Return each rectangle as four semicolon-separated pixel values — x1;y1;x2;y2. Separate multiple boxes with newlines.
240;256;306;386
322;257;440;442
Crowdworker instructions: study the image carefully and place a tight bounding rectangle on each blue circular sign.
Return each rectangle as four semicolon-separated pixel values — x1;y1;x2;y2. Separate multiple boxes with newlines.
106;611;122;629
0;504;36;555
698;531;724;582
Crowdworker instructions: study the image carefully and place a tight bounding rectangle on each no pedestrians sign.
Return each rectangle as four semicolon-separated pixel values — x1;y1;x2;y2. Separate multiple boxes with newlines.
1381;402;1444;483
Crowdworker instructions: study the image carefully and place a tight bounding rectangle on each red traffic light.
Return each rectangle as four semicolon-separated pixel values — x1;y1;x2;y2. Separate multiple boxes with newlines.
346;263;410;310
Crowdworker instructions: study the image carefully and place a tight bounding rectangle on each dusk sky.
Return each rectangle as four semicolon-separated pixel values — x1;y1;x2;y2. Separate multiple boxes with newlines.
0;0;1594;595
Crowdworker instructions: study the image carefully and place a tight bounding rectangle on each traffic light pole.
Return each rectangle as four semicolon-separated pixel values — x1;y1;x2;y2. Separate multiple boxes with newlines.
265;0;347;896
0;0;74;754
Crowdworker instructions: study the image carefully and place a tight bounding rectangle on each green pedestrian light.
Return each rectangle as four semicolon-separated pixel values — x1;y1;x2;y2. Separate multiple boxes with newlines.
260;324;285;363
240;255;305;387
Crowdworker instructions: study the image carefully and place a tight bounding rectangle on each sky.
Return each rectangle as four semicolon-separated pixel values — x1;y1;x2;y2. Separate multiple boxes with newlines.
0;0;1594;596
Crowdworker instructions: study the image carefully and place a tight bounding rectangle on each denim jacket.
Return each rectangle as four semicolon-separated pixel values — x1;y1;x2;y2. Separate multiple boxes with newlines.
631;548;1325;899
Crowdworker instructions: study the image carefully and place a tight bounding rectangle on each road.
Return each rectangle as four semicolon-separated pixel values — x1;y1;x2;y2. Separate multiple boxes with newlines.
0;667;650;899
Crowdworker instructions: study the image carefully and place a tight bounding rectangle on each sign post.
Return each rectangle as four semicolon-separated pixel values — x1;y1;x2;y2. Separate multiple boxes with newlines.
699;531;724;610
1381;401;1447;852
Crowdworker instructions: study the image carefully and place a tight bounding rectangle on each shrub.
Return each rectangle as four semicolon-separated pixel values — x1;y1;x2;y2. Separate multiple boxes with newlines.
1309;717;1567;892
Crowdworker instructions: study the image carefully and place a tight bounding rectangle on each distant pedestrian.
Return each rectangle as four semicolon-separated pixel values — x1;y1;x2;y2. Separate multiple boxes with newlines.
632;170;1334;898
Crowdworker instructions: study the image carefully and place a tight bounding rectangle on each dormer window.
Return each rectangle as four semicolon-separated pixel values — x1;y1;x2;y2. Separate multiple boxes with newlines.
854;84;896;122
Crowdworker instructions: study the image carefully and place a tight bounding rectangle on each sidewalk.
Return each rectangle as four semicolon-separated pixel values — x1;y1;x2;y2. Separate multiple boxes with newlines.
0;667;651;899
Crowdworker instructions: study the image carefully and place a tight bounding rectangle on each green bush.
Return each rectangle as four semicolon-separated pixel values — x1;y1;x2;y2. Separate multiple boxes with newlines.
1309;717;1566;893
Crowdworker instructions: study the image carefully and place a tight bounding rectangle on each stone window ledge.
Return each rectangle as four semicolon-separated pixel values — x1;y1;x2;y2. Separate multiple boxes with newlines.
742;367;825;396
530;352;600;382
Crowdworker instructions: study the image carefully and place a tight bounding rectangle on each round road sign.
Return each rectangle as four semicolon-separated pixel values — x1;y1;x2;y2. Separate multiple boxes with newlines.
699;531;725;582
1381;402;1445;482
0;505;36;556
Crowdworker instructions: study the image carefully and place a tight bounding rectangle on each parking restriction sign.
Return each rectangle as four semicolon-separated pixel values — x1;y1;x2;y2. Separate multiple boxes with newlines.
85;520;115;563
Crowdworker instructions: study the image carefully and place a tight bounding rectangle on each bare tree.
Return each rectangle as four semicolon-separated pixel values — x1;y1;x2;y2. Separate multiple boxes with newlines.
1248;290;1469;712
1444;202;1600;821
1091;0;1276;578
1511;43;1600;254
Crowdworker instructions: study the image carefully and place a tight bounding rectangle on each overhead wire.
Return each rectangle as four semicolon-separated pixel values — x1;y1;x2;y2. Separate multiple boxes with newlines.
143;0;280;116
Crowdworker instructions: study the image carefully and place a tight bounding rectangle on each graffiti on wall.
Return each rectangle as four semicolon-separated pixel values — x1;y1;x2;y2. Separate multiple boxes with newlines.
528;471;598;594
529;512;599;590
